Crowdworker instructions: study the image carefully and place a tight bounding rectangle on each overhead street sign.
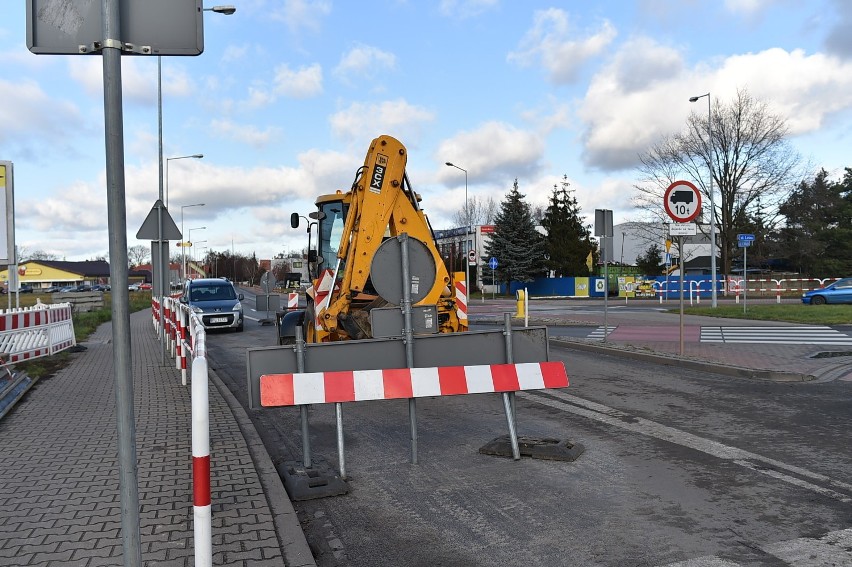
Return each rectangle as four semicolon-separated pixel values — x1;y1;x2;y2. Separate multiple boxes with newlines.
27;0;204;56
738;233;755;241
663;180;702;223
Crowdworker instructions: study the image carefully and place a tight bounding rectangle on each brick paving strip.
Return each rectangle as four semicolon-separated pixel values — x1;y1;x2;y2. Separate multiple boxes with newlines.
0;310;314;566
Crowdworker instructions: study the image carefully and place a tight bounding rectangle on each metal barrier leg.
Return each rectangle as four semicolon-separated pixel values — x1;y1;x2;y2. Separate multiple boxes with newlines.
335;402;346;480
502;313;521;460
501;392;520;461
409;398;418;465
300;405;311;469
294;327;311;468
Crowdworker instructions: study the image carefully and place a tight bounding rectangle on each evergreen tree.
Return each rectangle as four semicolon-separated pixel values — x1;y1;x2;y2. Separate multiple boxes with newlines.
778;168;852;276
483;179;546;292
540;175;595;276
636;244;664;276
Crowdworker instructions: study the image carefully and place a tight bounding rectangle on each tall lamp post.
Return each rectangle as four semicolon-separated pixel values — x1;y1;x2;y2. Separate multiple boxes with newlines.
186;227;207;280
181;204;205;280
689;92;718;308
166;154;203;208
157;4;234;210
445;162;470;303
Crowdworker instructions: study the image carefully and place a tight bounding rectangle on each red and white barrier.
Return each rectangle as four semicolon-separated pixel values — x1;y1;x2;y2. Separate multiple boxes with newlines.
288;292;299;310
157;295;211;566
455;280;467;322
0;303;76;364
260;361;568;407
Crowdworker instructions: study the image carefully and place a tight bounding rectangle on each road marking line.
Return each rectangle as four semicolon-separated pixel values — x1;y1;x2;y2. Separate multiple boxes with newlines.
519;390;852;502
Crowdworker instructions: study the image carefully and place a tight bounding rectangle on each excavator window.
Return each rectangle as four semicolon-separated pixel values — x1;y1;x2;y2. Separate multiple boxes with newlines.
317;201;348;268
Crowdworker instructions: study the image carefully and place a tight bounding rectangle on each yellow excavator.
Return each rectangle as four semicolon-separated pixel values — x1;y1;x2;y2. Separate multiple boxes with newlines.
282;135;468;344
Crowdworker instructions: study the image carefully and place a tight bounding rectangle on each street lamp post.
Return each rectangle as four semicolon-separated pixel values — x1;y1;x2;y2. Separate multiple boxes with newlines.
181;204;205;280
186;227;207;280
157;3;234;210
689;92;718;308
445;162;470;303
165;154;203;208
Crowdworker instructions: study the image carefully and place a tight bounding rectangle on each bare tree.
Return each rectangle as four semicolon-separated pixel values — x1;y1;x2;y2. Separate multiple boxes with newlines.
451;195;499;227
21;249;60;261
634;89;803;275
128;244;149;268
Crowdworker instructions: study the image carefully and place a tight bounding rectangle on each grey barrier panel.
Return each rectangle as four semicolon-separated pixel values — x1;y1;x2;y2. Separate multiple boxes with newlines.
370;305;438;338
246;326;550;409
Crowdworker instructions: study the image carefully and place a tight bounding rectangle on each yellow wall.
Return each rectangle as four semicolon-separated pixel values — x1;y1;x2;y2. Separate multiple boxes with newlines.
0;262;84;286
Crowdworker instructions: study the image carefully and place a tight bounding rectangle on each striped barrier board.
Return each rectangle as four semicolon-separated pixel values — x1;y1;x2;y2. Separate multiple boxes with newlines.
455;280;467;321
0;304;76;364
260;361;568;407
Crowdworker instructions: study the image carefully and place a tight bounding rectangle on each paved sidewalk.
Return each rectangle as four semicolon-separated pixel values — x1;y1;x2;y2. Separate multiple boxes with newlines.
470;299;852;382
0;309;315;566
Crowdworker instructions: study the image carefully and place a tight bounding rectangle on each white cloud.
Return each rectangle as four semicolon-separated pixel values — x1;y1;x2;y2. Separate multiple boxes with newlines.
329;99;435;143
717;48;852;134
435;122;546;185
210;119;282;148
508;9;617;85
270;0;332;35
0;78;85;151
577;39;852;171
274;63;324;98
333;44;397;83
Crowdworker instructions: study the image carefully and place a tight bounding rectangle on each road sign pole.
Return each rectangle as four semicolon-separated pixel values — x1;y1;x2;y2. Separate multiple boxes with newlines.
101;1;142;565
743;245;747;315
679;236;685;356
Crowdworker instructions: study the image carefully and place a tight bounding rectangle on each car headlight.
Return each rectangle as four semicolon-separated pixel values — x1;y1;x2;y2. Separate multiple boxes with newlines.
190;306;204;314
232;301;242;312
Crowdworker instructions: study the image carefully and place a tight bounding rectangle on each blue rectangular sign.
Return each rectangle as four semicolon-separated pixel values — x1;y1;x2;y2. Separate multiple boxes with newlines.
737;233;755;241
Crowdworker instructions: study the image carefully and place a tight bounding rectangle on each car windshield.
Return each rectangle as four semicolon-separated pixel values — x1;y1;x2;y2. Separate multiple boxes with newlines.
190;284;236;302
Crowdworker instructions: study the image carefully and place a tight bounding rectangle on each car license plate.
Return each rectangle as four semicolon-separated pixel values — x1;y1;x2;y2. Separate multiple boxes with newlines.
210;317;228;324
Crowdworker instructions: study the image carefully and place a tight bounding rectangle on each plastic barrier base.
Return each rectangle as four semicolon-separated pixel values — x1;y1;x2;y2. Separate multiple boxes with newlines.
275;458;349;501
479;435;585;461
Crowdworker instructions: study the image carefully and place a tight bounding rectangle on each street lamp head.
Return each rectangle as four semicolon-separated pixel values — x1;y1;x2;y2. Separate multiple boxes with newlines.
191;153;203;159
208;5;236;14
689;96;700;102
445;162;453;167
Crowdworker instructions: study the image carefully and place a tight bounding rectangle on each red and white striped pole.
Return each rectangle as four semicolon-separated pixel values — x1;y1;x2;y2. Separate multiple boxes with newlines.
455;280;467;325
191;354;211;566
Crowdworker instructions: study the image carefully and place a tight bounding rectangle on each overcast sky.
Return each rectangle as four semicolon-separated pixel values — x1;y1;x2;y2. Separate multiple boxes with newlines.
2;0;851;262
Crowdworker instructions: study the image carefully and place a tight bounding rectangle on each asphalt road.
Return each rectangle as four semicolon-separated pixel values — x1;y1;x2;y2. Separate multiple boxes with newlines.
207;291;852;566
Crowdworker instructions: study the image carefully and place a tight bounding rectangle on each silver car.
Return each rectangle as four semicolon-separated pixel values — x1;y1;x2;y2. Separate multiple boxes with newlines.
181;278;244;332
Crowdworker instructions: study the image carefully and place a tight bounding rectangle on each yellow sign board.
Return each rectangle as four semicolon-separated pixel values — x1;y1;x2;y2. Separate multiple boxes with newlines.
0;164;6;188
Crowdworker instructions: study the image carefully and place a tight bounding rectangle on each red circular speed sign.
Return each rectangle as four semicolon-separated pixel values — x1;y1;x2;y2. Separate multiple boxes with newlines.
663;180;702;223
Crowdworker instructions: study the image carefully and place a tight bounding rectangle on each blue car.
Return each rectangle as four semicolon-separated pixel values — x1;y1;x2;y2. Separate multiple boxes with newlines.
802;278;852;305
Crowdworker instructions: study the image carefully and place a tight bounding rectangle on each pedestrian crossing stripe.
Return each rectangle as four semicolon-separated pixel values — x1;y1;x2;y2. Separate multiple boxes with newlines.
658;527;852;566
586;326;614;340
701;326;852;345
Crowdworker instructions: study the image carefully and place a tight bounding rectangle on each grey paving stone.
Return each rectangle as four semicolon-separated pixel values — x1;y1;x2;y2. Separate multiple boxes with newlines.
0;310;303;566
